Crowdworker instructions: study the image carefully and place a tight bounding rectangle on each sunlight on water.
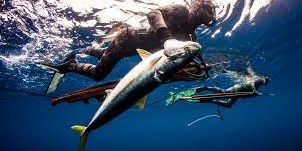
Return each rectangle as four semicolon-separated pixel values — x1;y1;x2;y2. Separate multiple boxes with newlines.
0;0;273;85
214;0;273;37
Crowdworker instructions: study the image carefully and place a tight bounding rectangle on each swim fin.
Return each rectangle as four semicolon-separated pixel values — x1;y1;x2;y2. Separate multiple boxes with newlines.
37;63;65;94
38;59;76;94
47;72;65;94
71;125;88;151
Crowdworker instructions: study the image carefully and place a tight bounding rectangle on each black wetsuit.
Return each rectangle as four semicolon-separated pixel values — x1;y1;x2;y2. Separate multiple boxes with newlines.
61;0;216;80
194;73;269;108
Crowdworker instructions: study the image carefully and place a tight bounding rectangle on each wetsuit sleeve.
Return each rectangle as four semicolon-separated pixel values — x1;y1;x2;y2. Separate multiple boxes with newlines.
147;9;173;45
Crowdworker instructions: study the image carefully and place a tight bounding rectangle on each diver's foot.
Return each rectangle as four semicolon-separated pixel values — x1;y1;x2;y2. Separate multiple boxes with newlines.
41;59;77;74
64;51;77;62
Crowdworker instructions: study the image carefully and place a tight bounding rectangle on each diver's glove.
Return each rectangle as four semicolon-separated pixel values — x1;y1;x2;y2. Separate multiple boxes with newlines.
163;39;201;57
164;39;186;49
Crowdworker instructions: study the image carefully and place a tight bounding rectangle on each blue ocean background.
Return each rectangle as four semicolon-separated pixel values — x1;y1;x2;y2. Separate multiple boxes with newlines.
1;0;302;151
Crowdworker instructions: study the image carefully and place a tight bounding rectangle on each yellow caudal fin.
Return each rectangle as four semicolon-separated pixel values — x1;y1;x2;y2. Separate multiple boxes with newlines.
71;125;88;151
136;49;152;60
135;95;148;111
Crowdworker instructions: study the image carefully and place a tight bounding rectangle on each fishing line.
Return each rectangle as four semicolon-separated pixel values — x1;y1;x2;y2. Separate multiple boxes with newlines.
187;106;224;127
146;97;166;108
187;114;222;127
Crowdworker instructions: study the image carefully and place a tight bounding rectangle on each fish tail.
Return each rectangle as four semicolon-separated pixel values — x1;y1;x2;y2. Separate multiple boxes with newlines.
71;125;88;151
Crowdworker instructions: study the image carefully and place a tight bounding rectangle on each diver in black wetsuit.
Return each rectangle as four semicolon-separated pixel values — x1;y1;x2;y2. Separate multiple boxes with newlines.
46;0;216;81
195;75;269;108
167;67;270;108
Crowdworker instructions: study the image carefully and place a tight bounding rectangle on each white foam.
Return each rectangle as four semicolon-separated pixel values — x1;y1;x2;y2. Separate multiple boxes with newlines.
211;28;221;38
249;0;272;22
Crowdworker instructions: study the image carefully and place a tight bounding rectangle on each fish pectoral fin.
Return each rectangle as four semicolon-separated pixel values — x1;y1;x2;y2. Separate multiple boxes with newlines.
136;48;152;60
135;95;148;111
71;125;88;151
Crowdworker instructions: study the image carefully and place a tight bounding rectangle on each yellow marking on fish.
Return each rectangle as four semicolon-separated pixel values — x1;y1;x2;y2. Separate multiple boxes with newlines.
135;95;148;111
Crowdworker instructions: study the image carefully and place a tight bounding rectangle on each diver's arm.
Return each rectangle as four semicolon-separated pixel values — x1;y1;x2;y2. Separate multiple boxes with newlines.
147;9;173;45
214;99;237;108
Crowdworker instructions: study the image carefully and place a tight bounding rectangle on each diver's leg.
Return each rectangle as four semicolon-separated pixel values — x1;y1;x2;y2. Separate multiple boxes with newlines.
66;62;103;80
194;87;238;108
47;27;157;81
78;46;104;59
195;86;225;93
63;46;104;61
65;40;124;81
64;27;143;81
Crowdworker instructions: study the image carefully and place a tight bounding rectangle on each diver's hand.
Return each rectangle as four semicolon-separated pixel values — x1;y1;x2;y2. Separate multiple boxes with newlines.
164;39;182;50
163;39;201;57
163;39;185;57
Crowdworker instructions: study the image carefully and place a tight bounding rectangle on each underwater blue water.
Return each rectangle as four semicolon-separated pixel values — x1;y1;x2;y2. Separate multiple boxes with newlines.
1;0;302;151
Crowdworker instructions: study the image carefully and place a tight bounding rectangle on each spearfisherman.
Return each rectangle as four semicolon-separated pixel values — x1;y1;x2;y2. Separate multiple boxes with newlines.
166;67;270;108
43;0;216;81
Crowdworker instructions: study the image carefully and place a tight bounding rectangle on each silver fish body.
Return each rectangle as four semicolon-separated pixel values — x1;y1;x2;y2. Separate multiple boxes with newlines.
84;41;201;134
